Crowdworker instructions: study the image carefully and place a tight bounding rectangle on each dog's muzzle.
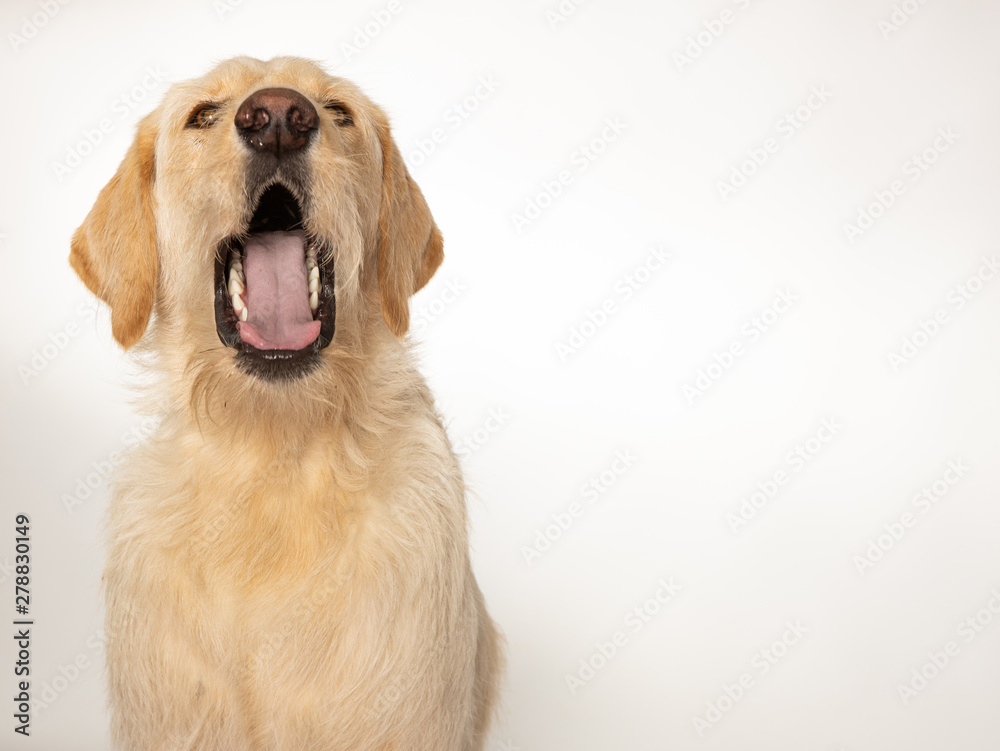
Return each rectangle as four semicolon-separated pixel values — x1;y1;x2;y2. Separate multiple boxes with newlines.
214;88;335;381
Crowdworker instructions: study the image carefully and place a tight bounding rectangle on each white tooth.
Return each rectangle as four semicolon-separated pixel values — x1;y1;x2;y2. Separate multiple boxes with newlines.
240;307;248;321
309;290;319;310
228;276;244;295
305;257;316;271
309;276;319;294
309;266;319;282
232;293;245;313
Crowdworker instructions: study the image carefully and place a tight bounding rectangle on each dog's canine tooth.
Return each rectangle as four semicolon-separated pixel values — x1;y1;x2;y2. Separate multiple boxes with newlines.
232;292;245;315
307;251;320;308
239;306;248;322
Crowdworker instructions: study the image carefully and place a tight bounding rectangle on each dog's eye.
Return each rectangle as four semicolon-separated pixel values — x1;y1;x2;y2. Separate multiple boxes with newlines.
187;104;221;129
324;101;354;127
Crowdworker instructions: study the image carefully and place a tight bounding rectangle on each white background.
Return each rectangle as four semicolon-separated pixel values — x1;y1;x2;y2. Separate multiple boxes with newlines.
2;0;1000;749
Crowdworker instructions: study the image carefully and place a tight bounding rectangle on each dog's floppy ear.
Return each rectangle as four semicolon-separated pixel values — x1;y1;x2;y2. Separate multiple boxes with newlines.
375;119;444;337
70;114;158;349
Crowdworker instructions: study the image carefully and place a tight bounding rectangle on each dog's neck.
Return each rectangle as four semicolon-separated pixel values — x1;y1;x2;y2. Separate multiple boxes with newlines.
142;331;435;492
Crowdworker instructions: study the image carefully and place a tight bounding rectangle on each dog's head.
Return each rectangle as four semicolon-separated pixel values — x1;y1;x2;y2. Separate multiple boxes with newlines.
70;56;442;392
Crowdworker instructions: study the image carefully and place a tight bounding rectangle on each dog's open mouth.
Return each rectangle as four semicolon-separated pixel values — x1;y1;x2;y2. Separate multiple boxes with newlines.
214;184;335;380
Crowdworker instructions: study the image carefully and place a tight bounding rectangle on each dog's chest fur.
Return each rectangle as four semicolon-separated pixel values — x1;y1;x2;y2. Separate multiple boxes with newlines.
102;400;477;748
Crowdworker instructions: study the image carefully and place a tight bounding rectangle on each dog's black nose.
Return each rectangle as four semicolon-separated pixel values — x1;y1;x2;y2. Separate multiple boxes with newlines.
235;87;318;156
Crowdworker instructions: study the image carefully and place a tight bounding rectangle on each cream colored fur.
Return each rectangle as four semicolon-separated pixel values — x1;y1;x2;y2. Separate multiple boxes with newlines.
69;56;502;751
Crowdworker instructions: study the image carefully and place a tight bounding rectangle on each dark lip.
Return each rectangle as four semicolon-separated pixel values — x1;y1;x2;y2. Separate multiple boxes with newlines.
213;185;336;382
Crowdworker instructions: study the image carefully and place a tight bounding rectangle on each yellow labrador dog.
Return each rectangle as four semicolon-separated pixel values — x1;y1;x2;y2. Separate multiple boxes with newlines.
70;56;502;751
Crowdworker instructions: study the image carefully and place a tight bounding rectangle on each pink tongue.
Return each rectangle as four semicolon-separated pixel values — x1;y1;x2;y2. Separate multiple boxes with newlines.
236;230;321;351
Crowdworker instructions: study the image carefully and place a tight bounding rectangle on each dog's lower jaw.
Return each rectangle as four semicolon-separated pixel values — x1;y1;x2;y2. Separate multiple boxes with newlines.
178;325;405;446
213;232;337;383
